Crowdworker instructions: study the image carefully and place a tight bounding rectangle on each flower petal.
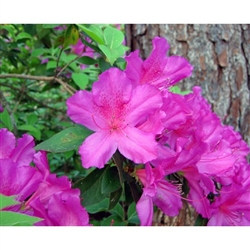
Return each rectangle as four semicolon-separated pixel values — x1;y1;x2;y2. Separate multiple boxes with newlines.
118;126;158;164
136;192;154;226
79;131;118;169
124;50;143;85
126;84;163;126
0;128;15;159
10;133;35;166
67;90;103;131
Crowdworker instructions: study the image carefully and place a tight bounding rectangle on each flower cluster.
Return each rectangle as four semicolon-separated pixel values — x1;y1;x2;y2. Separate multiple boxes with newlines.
67;36;250;226
0;128;89;226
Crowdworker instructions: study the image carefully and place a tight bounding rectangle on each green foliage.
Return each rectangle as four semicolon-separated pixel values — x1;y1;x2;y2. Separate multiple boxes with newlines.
0;23;143;226
35;125;93;153
169;85;192;95
0;195;42;226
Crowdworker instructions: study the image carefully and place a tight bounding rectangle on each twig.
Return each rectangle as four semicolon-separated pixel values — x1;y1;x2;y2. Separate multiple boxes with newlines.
56;54;81;78
0;74;76;95
0;83;64;112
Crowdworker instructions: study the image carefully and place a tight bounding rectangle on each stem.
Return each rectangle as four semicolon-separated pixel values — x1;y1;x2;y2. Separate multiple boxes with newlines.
113;150;125;185
0;74;76;95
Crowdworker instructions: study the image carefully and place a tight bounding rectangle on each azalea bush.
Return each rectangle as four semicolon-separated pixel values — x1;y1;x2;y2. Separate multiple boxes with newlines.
0;24;250;226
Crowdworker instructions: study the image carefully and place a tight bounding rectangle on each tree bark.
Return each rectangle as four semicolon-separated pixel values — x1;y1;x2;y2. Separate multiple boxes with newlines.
125;24;250;147
125;24;250;226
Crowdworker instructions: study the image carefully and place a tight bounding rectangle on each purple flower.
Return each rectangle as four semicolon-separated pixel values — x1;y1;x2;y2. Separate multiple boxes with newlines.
30;190;90;226
136;163;182;226
71;38;95;58
67;68;164;169
125;36;193;89
25;151;90;226
207;182;250;226
0;129;43;201
0;130;90;226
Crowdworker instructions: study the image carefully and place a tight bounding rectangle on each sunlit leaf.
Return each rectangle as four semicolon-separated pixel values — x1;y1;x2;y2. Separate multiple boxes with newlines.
103;27;124;49
0;211;42;226
0;194;19;210
15;32;33;41
0;109;13;131
72;72;89;89
35;125;93;153
77;24;105;45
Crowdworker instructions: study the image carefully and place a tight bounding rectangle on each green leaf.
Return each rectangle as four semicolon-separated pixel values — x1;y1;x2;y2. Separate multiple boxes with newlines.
85;198;109;214
18;124;41;140
64;24;79;48
0;109;13;131
35;125;93;153
78;56;97;65
63;150;75;160
15;32;33;41
115;57;127;70
73;167;108;207
127;202;140;224
31;48;48;57
194;214;208;226
1;24;16;38
43;24;60;29
27;113;38;125
169;85;192;95
72;72;89;89
101;167;121;194
101;215;127;226
54;35;65;48
98;57;112;72
103;27;124;49
108;187;123;210
110;202;124;220
46;61;57;70
77;24;105;45
0;195;19;210
0;211;41;226
98;45;127;65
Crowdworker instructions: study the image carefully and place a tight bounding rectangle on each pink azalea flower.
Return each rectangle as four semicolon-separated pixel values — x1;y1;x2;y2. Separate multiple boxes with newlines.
136;163;182;226
25;151;90;226
30;190;90;226
67;68;164;169
207;183;250;226
0;158;42;202
125;36;193;89
0;129;42;201
0;128;35;166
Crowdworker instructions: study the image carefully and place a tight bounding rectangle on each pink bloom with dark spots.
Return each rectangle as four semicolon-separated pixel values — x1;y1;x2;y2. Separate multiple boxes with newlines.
125;36;193;89
67;68;164;169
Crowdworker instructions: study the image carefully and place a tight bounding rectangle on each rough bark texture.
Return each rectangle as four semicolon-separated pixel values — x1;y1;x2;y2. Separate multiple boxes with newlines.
125;24;250;226
125;24;250;146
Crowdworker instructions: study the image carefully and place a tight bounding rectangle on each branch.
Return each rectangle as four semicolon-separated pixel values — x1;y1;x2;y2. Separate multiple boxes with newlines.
56;54;81;78
0;74;76;95
0;83;64;112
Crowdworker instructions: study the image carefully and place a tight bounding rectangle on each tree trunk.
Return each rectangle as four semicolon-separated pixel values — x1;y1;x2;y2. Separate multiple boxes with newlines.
125;24;250;226
125;24;250;146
